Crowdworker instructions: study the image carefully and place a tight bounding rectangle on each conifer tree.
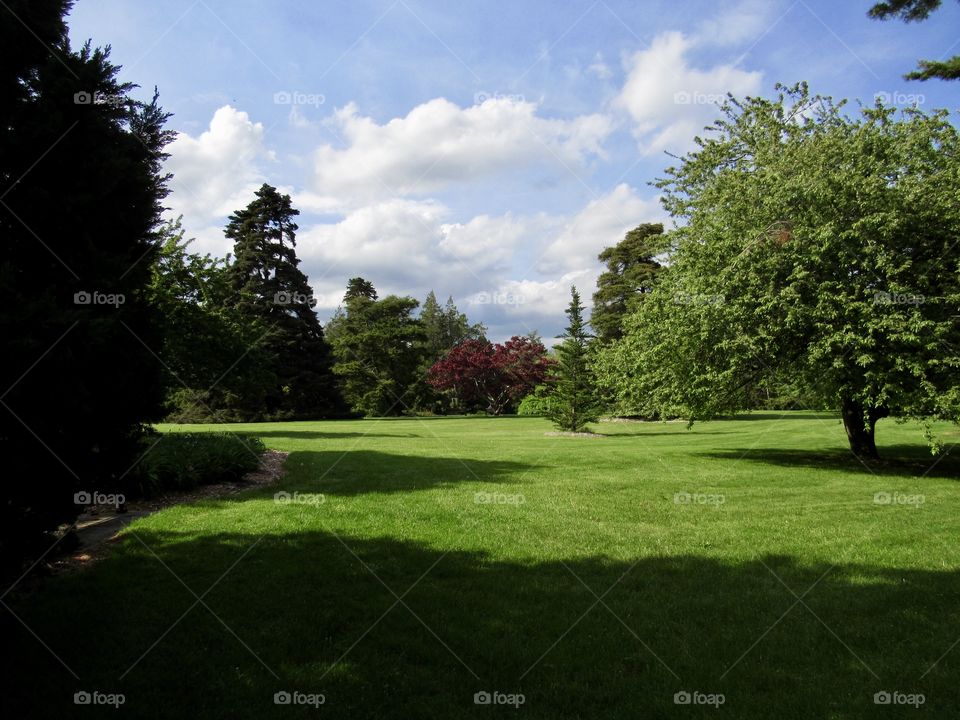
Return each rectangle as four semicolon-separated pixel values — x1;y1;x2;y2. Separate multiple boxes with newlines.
548;287;602;432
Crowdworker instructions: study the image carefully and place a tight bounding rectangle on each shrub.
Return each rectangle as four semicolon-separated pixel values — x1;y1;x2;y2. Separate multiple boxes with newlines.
131;432;265;496
517;385;556;417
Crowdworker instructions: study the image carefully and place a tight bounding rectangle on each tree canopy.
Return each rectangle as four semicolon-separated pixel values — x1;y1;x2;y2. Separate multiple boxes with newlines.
595;83;960;458
869;0;960;79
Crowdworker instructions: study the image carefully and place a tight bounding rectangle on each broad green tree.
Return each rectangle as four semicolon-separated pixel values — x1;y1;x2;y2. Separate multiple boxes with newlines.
591;224;664;343
328;280;425;416
548;287;602;432
869;1;960;79
597;84;960;459
225;184;343;419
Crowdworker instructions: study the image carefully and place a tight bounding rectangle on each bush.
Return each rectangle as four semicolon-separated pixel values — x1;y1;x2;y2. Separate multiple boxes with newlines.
517;385;556;417
131;432;265;496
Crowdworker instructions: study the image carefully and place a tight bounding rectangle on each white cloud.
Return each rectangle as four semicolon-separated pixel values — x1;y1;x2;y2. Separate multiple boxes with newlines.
615;31;762;155
588;52;613;80
164;106;273;227
310;97;614;205
537;183;666;274
694;0;783;48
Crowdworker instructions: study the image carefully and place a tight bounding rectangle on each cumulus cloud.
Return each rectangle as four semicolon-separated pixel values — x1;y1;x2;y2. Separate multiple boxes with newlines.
614;31;762;155
164;106;274;233
310;97;614;205
537;183;667;274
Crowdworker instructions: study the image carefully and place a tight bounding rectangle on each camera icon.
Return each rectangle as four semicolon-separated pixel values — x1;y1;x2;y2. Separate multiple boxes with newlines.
474;691;491;705
873;91;892;105
273;91;292;105
474;91;490;104
674;690;692;705
673;91;691;105
74;291;92;305
74;691;92;705
874;691;891;705
274;491;291;505
74;491;92;505
274;690;292;705
274;291;291;305
73;91;93;105
873;491;892;505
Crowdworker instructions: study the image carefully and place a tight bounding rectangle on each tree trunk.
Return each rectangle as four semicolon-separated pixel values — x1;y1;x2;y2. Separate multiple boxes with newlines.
840;397;888;460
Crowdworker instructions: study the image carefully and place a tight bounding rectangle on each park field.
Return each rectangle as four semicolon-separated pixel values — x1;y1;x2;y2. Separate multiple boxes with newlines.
5;412;960;718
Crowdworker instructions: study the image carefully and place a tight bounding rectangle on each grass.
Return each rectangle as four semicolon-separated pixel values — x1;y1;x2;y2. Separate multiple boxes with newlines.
5;411;960;718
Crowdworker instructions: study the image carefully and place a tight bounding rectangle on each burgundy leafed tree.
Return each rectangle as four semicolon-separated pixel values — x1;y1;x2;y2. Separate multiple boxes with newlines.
427;336;552;414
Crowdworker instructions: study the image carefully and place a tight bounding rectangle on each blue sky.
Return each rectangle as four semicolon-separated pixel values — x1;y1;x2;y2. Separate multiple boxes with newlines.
68;0;960;340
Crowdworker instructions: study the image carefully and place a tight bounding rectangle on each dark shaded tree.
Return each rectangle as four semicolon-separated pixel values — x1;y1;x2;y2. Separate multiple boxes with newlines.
1;1;172;568
591;224;664;343
225;184;343;419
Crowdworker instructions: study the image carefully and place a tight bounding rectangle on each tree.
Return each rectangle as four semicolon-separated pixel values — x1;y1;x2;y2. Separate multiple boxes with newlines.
591;224;665;343
869;0;960;79
547;288;602;432
148;218;275;421
225;184;343;419
428;337;551;415
597;84;960;459
328;279;425;416
1;1;173;568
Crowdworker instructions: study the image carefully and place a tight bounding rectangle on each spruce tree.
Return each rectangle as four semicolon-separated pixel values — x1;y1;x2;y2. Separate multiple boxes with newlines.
225;184;343;418
548;287;602;432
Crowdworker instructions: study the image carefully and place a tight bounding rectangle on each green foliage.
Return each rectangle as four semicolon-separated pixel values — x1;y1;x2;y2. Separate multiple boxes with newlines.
597;83;960;456
131;432;265;495
591;224;665;343
0;1;172;570
517;385;556;416
869;0;960;79
328;279;425;416
547;287;602;431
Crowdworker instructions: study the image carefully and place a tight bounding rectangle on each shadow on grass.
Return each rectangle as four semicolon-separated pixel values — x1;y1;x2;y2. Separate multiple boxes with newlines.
279;450;537;496
236;431;425;440
701;444;960;480
5;527;960;719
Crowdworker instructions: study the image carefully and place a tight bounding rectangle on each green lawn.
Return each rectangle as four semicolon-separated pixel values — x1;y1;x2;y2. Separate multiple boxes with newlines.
5;412;960;718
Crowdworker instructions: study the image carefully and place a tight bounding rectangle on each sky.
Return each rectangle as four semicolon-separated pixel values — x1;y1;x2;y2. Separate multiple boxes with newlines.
67;0;960;341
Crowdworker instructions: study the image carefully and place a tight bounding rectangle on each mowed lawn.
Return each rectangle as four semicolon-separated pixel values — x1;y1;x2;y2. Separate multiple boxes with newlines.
5;412;960;718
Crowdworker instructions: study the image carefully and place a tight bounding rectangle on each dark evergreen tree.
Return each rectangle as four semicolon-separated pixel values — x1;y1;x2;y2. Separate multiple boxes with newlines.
345;276;378;302
1;1;172;569
225;184;343;418
547;287;602;432
591;224;664;343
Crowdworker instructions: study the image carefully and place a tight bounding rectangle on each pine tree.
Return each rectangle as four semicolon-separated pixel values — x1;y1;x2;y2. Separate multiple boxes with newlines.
591;224;664;343
548;287;602;432
225;184;343;418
